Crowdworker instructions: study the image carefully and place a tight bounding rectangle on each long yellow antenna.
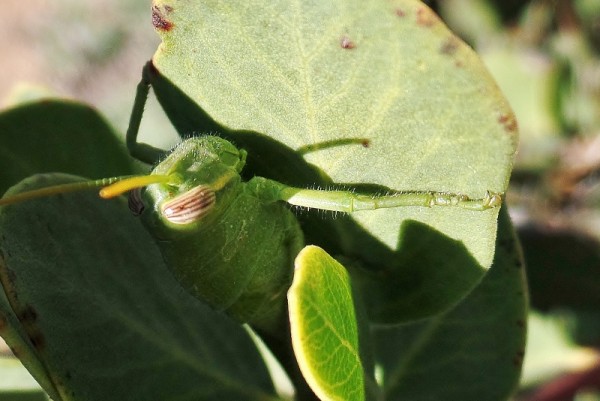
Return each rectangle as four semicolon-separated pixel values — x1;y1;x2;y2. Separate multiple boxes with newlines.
99;174;173;198
0;174;176;206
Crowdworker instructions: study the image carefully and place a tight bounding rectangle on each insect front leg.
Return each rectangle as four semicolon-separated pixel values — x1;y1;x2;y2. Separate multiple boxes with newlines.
125;61;168;165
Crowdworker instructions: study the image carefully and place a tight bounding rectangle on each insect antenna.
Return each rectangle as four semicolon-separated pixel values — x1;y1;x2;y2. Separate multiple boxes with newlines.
0;174;176;206
99;174;177;198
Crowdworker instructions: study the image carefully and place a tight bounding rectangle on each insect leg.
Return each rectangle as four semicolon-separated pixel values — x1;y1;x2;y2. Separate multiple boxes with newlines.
249;178;502;212
296;138;370;156
125;61;168;165
283;188;502;212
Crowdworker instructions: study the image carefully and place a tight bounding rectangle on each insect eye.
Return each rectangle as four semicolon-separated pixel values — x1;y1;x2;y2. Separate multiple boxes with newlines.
128;188;145;216
161;185;216;225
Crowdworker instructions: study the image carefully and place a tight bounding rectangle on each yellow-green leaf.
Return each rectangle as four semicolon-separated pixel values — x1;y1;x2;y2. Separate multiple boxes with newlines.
289;246;364;401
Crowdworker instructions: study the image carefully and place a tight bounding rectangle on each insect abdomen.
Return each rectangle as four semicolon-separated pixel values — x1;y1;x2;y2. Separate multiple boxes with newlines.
154;185;304;334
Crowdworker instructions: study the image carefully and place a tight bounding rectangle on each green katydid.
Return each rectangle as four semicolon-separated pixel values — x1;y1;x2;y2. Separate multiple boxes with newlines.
0;135;502;333
0;67;502;335
0;63;502;401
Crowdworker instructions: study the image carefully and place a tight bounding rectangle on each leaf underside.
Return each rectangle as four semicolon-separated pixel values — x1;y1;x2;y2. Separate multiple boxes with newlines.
150;0;517;320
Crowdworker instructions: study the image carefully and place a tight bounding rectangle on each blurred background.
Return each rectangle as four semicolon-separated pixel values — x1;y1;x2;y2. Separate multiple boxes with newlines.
1;0;600;400
0;0;179;150
433;1;600;399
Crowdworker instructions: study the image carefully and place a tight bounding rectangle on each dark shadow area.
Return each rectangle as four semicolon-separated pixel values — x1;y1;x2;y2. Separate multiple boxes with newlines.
345;219;484;324
519;225;600;312
519;225;600;347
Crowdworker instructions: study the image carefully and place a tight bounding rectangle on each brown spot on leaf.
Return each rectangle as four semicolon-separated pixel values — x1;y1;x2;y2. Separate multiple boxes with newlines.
0;265;19;305
395;8;406;17
416;7;439;27
340;36;356;49
512;350;525;366
29;331;45;351
497;237;514;252
514;257;523;268
440;37;459;56
361;139;371;148
498;113;518;133
7;270;16;284
152;5;174;31
19;305;38;324
0;244;12;262
17;307;46;351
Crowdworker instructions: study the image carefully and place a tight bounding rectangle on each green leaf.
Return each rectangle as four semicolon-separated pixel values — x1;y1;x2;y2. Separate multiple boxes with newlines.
0;174;278;401
149;0;517;321
0;357;48;401
0;100;135;195
288;246;364;401
0;273;59;401
373;207;527;401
